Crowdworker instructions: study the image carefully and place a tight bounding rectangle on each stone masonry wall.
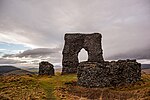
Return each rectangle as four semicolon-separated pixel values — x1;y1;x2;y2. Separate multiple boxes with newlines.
62;33;104;74
61;33;141;87
77;60;141;88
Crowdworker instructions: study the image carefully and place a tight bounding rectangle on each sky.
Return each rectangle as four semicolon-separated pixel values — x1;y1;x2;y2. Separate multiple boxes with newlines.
0;0;150;68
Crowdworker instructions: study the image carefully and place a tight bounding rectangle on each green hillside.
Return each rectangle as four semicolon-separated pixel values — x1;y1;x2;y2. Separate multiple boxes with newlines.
0;73;150;100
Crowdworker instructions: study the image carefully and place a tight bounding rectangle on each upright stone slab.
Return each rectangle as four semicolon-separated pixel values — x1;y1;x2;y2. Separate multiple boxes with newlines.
39;61;55;76
62;33;104;74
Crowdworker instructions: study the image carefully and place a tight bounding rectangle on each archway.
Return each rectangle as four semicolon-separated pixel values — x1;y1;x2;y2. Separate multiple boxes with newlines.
78;48;88;63
62;33;104;74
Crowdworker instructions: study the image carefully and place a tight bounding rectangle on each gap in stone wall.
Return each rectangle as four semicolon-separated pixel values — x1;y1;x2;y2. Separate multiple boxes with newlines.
78;48;88;63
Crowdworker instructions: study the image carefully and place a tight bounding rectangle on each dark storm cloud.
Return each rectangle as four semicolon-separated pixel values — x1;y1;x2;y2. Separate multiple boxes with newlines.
3;47;61;58
0;0;150;61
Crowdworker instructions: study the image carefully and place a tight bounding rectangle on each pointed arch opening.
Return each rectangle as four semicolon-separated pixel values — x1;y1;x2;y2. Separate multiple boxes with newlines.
78;48;88;63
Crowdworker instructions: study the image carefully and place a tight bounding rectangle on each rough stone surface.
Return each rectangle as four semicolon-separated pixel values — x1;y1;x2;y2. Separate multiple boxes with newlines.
62;33;104;74
39;61;55;75
77;60;141;88
61;33;141;87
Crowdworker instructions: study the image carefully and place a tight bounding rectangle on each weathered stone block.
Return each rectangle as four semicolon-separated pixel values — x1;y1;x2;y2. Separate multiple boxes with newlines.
39;61;55;76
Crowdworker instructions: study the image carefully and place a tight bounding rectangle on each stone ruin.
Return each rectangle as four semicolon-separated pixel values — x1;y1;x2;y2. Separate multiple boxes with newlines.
77;60;141;87
39;61;55;76
62;33;104;74
62;33;141;87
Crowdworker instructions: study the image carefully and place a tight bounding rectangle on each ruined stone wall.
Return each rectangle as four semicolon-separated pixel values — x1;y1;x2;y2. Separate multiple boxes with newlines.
39;61;55;76
62;33;104;74
61;33;141;87
77;60;141;87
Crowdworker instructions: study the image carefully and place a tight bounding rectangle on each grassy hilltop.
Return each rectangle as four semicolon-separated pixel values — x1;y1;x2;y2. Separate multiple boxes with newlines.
0;72;150;100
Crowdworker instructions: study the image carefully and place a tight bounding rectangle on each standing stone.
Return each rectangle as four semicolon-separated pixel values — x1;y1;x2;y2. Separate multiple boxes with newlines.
39;61;55;75
62;33;104;74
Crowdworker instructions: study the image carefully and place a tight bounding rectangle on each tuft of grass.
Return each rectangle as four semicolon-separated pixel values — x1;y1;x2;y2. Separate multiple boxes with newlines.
0;83;4;87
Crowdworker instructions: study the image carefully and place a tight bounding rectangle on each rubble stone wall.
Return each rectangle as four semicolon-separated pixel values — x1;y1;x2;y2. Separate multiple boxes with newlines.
77;60;141;87
61;33;141;87
62;33;104;74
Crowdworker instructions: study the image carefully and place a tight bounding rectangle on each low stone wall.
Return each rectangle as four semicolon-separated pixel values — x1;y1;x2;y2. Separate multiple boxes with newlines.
77;60;141;88
39;61;55;76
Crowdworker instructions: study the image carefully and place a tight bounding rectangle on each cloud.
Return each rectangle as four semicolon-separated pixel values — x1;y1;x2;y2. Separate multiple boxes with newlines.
0;0;150;64
17;48;61;58
106;48;150;60
2;47;62;65
0;58;27;64
138;59;150;64
3;47;61;58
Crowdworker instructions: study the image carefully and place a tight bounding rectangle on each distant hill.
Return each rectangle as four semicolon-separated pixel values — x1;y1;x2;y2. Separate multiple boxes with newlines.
22;66;62;73
0;66;35;75
22;67;39;73
0;64;149;76
141;64;150;74
141;64;150;69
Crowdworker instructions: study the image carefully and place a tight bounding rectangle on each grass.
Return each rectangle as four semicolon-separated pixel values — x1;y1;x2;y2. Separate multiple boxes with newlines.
38;76;56;99
37;72;77;99
0;73;150;100
0;75;46;100
54;73;150;100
